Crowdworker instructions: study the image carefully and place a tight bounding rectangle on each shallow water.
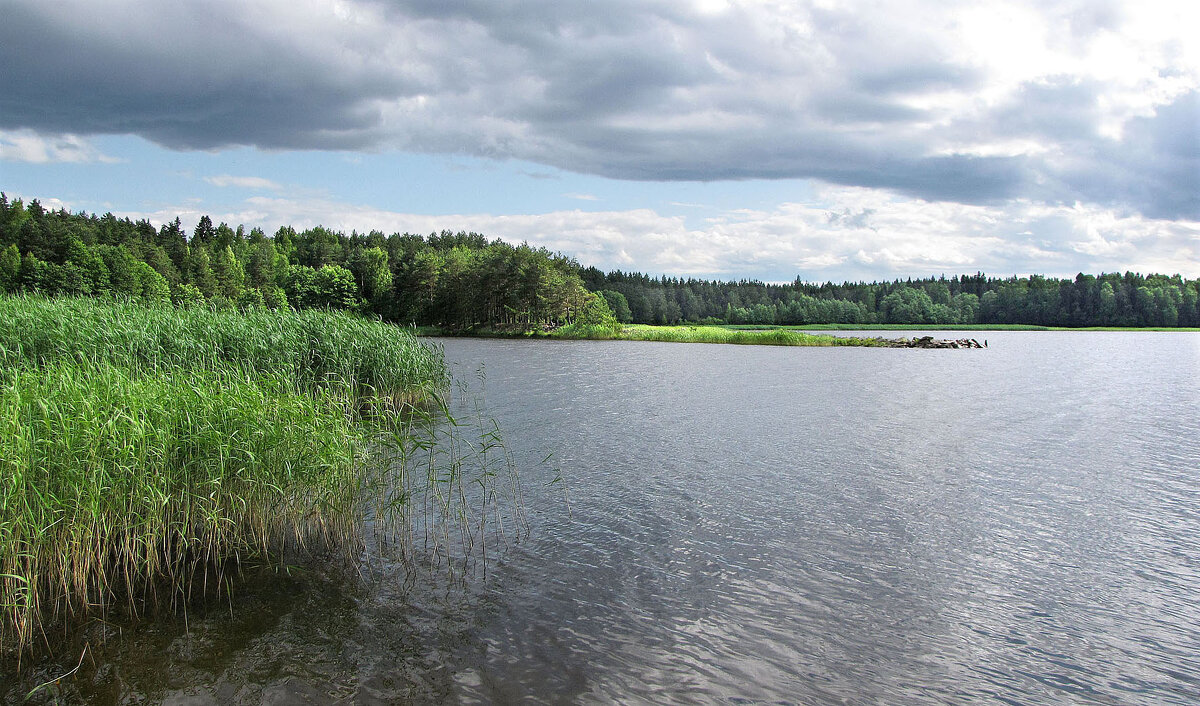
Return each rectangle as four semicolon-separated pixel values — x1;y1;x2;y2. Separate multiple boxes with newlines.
5;331;1199;704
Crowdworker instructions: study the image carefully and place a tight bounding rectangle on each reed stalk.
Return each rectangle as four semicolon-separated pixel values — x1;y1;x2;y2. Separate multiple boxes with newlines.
0;295;521;662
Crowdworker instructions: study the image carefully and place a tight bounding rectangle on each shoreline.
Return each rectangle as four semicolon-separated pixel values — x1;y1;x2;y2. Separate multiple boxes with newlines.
419;322;1200;340
420;325;987;348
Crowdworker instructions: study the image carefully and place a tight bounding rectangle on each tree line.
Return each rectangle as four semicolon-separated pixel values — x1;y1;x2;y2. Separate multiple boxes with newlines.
2;193;1196;328
582;268;1200;328
0;195;599;330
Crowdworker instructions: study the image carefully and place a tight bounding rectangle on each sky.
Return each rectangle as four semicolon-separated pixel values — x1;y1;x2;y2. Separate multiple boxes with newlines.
1;0;1197;283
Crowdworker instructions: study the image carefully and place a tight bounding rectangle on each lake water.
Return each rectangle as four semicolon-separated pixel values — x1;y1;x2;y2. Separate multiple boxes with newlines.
5;332;1200;704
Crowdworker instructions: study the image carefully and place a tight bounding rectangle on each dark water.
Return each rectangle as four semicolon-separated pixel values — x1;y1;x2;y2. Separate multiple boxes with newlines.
5;332;1200;704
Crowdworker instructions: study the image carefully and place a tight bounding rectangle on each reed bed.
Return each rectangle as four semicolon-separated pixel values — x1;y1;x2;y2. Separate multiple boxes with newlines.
0;362;372;655
0;295;500;662
617;324;893;347
0;295;449;401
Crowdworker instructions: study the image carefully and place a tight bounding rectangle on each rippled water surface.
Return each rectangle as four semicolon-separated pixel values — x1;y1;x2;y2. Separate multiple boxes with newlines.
5;332;1200;704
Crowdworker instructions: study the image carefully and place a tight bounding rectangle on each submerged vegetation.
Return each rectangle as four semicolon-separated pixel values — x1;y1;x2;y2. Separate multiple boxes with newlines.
0;296;518;663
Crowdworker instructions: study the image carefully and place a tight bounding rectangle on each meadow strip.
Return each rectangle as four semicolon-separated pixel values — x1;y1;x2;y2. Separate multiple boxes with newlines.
615;324;893;347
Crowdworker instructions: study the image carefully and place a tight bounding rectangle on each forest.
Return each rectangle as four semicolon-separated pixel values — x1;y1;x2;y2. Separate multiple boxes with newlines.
2;193;1197;329
585;269;1200;328
0;194;596;330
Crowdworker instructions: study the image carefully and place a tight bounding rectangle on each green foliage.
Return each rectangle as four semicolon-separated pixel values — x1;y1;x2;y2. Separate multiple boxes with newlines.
554;292;622;338
246;240;281;289
135;261;171;302
615;324;890;347
210;244;245;299
237;286;266;310
314;264;360;310
18;252;44;291
0;245;21;293
599;289;633;322
1;192;1195;329
171;282;205;308
294;226;343;268
589;269;1200;328
262;285;289;310
0;360;368;654
98;245;140;296
65;237;110;294
0;294;456;657
348;246;392;301
285;264;360;311
183;245;217;297
0;295;449;398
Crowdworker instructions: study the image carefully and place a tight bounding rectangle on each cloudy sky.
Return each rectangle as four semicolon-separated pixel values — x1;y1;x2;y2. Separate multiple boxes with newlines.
1;0;1197;281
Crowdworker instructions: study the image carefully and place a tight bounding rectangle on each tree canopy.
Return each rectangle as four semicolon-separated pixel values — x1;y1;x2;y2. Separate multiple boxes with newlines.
0;194;606;330
2;193;1196;328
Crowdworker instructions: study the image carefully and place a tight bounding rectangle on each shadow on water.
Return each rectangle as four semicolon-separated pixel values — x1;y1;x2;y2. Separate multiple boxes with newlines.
3;554;503;704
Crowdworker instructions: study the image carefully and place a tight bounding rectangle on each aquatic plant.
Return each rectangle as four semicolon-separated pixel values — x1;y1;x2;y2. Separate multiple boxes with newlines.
0;295;449;401
0;361;370;656
0;295;520;661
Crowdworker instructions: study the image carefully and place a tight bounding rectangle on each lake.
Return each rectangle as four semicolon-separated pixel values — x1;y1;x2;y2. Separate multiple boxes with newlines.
6;331;1199;704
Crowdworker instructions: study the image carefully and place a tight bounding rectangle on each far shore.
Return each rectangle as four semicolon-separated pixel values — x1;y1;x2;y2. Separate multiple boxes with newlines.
418;322;1200;342
722;323;1200;332
419;324;994;348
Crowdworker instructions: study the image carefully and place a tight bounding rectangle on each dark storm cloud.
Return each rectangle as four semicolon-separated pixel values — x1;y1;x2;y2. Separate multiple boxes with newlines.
989;77;1105;142
1;0;1195;219
0;2;418;149
1074;90;1200;220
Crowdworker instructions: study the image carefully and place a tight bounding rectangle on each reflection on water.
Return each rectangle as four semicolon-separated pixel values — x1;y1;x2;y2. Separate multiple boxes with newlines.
4;332;1199;704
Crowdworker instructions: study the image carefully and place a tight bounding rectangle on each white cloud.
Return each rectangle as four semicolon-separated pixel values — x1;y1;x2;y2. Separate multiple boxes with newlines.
203;175;283;190
0;129;118;164
109;184;1200;282
4;0;1196;217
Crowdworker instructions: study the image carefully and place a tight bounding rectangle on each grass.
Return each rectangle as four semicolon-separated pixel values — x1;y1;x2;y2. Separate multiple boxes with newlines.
421;323;896;345
0;295;450;402
0;361;370;656
614;324;894;346
0;295;487;662
721;323;1200;332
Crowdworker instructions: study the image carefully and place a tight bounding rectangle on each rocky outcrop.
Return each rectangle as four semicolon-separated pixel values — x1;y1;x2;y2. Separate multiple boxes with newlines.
891;335;986;349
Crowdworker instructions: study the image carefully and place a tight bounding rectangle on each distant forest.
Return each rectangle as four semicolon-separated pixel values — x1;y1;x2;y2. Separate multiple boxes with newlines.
581;268;1200;328
2;194;1197;328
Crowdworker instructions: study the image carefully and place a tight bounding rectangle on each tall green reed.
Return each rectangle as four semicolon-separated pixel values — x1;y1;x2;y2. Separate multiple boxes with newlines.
0;295;522;662
0;295;449;401
0;361;368;656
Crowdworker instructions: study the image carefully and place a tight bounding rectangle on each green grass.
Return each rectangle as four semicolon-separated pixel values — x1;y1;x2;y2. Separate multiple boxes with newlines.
0;362;372;655
0;295;449;402
0;296;464;660
615;324;893;346
721;323;1200;332
423;323;895;345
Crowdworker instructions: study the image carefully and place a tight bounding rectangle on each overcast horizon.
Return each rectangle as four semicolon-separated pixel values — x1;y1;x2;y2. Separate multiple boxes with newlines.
2;0;1197;282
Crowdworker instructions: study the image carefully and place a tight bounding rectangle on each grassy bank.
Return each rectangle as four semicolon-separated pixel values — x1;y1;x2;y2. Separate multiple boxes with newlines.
614;324;894;346
424;323;896;346
0;296;453;660
721;323;1200;332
